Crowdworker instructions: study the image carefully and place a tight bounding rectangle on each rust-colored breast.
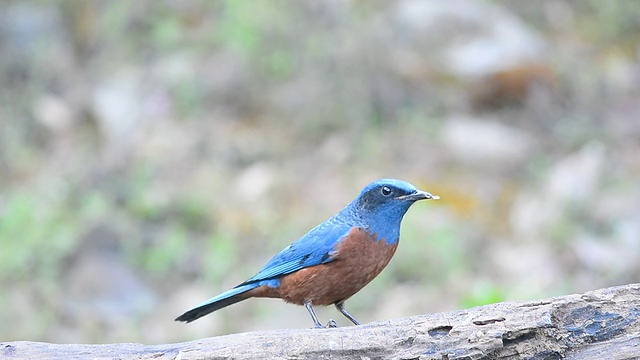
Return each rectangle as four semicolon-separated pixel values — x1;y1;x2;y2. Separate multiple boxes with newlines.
252;227;398;306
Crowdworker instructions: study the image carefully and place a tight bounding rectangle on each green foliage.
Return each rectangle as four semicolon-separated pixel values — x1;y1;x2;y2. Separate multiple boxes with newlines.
174;79;205;118
101;2;137;50
0;185;112;340
152;15;183;49
126;165;164;221
0;190;77;282
173;196;210;231
581;0;640;47
266;49;295;80
460;281;507;308
203;231;238;284
141;225;189;275
216;0;265;55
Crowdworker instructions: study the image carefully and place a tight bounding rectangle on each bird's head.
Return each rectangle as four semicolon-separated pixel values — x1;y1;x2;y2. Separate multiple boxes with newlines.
355;179;438;214
345;179;438;241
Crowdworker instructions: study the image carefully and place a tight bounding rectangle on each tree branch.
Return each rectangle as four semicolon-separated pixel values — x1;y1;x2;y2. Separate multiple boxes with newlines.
3;283;639;359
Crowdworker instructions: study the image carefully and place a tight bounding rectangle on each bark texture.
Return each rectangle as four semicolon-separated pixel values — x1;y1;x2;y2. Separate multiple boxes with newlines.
3;283;639;359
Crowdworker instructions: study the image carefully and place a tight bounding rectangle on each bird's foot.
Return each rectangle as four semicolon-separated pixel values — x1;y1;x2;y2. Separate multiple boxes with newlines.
325;319;338;328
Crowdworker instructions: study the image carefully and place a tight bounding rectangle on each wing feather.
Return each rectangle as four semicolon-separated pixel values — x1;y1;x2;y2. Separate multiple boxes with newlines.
243;218;352;284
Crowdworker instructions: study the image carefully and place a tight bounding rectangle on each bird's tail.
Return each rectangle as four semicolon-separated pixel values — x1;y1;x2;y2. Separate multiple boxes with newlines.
175;283;259;323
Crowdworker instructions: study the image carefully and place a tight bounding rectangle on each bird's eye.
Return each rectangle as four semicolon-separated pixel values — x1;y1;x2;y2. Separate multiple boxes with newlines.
381;186;392;196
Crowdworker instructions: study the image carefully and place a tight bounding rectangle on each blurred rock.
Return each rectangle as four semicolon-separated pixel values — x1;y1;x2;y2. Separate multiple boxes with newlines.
572;229;640;289
136;119;199;166
511;142;606;240
603;53;640;95
440;116;535;164
394;0;548;79
92;70;144;166
545;141;605;204
153;53;197;86
489;242;561;297
235;163;276;202
605;98;640;139
318;134;350;165
510;190;560;241
33;94;74;132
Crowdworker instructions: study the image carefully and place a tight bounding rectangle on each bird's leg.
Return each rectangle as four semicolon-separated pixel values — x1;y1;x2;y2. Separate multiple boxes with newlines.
304;300;324;328
335;301;361;325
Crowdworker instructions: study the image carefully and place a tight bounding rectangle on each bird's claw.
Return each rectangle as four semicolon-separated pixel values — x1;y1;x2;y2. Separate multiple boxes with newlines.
326;319;338;328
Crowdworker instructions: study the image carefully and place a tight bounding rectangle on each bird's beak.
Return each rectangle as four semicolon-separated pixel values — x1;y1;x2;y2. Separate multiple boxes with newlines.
399;190;440;202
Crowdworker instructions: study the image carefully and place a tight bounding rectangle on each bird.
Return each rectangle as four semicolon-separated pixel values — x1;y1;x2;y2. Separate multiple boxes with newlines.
175;179;439;328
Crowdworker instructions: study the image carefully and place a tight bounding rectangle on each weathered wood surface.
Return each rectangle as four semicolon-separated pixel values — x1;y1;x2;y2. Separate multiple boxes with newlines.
3;283;639;359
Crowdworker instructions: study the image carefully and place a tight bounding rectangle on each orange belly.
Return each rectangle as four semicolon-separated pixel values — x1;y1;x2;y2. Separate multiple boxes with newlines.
245;227;398;306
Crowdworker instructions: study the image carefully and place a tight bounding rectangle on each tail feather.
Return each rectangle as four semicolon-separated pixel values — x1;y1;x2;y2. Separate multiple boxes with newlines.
175;283;258;323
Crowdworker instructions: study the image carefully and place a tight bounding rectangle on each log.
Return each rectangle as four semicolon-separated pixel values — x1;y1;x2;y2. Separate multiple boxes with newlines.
3;283;639;359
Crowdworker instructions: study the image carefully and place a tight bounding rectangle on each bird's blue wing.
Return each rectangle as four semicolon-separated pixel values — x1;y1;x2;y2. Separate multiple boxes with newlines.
243;217;352;284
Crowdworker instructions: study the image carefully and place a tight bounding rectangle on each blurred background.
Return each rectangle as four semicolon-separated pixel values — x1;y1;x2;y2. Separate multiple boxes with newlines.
1;0;639;344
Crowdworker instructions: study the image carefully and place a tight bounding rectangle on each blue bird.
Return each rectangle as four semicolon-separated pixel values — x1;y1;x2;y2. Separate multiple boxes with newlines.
175;179;438;328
